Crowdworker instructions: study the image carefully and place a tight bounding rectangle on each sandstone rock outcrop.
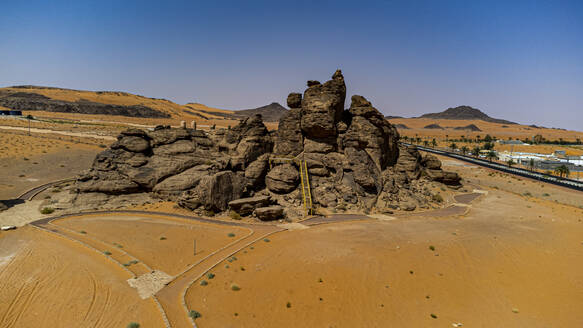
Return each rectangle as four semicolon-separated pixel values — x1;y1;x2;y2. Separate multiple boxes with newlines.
74;70;462;219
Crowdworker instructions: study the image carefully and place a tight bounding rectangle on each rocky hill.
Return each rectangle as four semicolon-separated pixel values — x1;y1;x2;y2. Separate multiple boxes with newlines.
231;102;287;122
420;105;516;124
0;85;288;123
68;70;461;220
454;124;482;132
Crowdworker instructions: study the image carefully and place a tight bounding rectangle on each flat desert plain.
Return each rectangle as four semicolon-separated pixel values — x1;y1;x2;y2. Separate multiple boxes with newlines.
1;150;582;328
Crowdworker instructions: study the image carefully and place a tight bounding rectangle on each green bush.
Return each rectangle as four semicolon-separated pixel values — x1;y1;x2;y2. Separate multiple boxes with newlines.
189;310;202;319
206;273;215;279
429;245;435;251
200;280;208;286
231;283;241;291
227;232;236;237
127;323;140;328
103;251;112;256
40;207;55;214
229;211;242;220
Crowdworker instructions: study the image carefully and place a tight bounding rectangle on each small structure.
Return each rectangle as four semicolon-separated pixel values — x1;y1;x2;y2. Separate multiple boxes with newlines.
1;226;17;231
180;120;186;129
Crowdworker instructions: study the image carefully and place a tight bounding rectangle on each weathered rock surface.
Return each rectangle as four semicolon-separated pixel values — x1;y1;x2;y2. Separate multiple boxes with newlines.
228;195;271;215
266;163;299;194
178;171;245;212
74;69;462;219
255;205;284;221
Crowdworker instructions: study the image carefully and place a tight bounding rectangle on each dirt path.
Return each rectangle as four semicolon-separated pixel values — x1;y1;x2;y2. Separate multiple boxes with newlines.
156;225;282;328
0;125;116;140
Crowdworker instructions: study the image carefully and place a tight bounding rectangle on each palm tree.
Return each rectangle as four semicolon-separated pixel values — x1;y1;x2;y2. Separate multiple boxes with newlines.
449;143;457;152
507;159;515;167
423;140;429;147
431;138;437;148
555;165;570;178
528;158;535;171
402;135;409;142
416;137;422;144
486;150;498;162
472;146;481;157
461;146;469;155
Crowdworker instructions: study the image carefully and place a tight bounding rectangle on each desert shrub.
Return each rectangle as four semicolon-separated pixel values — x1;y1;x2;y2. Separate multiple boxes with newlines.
98;144;107;148
429;245;435;251
229;211;242;220
160;236;167;240
240;266;245;271
40;207;54;214
200;280;208;286
227;232;236;237
127;323;140;328
231;283;241;291
431;193;443;203
103;251;112;255
206;273;215;279
189;310;202;319
542;193;550;197
286;302;291;308
203;209;216;217
523;192;532;197
80;230;87;234
263;238;270;242
129;260;138;264
430;313;438;319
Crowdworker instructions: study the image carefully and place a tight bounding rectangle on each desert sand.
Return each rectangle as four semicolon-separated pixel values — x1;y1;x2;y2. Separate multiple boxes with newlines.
1;153;582;327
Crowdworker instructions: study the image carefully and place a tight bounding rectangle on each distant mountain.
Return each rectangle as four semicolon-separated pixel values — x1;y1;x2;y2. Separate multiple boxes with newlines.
424;123;444;129
394;123;410;130
420;106;516;124
453;124;482;132
385;115;403;119
232;102;287;122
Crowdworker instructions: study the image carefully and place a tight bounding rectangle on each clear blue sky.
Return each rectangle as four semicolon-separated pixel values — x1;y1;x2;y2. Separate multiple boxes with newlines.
1;0;581;130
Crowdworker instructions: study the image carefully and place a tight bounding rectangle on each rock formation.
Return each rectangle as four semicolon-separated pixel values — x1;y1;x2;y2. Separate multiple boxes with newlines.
74;70;461;219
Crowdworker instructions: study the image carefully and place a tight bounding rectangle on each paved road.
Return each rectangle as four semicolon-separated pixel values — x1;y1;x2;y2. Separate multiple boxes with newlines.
17;178;75;201
405;143;583;192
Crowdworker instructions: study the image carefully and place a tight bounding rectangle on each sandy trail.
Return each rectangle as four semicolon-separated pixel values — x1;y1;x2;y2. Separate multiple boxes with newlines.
0;125;115;140
184;190;583;327
0;226;164;328
156;224;281;328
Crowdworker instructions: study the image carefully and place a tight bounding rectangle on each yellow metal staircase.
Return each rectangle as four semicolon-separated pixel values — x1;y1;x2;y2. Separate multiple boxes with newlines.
268;154;314;217
298;159;313;216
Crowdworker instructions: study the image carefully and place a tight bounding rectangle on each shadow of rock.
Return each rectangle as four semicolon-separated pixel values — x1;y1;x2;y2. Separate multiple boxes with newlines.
0;199;25;211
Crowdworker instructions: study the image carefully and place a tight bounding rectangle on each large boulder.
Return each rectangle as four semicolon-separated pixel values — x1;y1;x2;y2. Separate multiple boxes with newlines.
421;155;441;170
266;163;299;194
300;70;346;139
112;135;151;153
178;171;246;212
394;145;422;181
343;95;399;169
152;165;213;200
245;155;269;188
219;114;273;168
228;195;271;215
254;205;284;221
274;107;303;156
